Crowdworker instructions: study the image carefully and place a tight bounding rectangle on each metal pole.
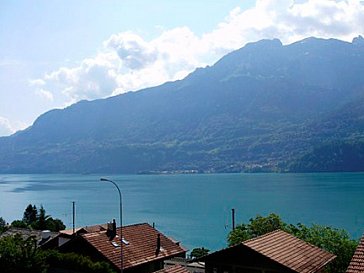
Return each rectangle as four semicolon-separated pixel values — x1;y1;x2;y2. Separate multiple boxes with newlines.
232;208;235;230
100;178;123;273
72;201;75;235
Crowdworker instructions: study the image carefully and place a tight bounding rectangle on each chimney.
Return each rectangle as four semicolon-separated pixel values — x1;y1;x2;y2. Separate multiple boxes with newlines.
155;234;161;256
106;219;116;240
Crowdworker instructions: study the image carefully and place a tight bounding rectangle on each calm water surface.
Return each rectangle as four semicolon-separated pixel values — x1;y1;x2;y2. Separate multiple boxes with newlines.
1;173;364;251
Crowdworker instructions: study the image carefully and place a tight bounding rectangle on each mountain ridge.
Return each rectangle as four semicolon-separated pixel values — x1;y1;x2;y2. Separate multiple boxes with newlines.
1;36;364;173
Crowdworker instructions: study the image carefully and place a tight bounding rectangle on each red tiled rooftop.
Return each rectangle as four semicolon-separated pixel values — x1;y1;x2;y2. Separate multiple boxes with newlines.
60;224;107;235
81;223;186;270
243;230;336;273
346;233;364;273
154;265;190;273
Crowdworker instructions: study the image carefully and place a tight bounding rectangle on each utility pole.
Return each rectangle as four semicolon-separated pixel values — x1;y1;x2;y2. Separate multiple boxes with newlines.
72;201;75;234
232;208;235;230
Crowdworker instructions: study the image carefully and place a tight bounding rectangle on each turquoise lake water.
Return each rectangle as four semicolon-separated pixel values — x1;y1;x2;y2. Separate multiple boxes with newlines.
1;173;364;251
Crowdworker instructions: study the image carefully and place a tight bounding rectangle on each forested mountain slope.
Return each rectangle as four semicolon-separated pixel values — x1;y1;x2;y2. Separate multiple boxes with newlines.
1;36;364;173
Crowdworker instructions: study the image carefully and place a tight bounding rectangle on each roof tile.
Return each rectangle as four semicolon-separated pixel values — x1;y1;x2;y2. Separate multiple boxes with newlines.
346;233;364;273
243;230;336;273
154;265;190;273
81;223;186;270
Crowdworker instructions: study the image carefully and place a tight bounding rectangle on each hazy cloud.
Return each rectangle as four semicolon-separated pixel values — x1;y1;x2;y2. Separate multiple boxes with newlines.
0;116;15;136
33;0;364;103
35;88;54;101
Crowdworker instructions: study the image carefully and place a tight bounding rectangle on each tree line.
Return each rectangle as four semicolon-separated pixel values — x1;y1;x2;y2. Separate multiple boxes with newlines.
2;204;65;232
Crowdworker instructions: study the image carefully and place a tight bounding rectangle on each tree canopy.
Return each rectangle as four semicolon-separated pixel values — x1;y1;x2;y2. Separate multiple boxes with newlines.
0;217;7;234
11;204;65;232
190;247;210;259
0;234;47;273
0;234;115;273
227;213;358;273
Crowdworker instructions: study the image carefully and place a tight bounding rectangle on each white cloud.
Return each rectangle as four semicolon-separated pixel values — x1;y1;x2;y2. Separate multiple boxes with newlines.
29;79;46;86
33;0;364;103
0;116;15;137
35;88;54;101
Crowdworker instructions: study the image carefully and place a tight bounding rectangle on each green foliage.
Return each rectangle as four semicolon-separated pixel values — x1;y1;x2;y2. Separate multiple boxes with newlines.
11;219;28;228
11;204;65;232
228;213;287;245
32;205;48;230
289;141;364;172
23;204;37;225
45;251;115;273
2;38;364;173
0;235;115;273
190;247;210;259
0;217;7;233
0;234;47;273
227;214;358;273
45;218;66;232
292;224;358;273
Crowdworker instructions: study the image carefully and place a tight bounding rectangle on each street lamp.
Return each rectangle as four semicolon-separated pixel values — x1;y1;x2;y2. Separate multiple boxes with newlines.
100;178;123;273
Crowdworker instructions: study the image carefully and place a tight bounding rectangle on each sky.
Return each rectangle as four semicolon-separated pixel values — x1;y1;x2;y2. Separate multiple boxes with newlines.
1;0;364;136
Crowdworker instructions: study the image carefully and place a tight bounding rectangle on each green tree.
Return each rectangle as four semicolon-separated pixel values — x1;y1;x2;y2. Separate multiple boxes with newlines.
11;220;28;228
17;204;66;232
0;217;7;233
45;217;66;231
32;205;65;231
227;214;358;273
23;204;37;225
292;224;358;273
0;235;115;273
228;213;287;245
46;251;116;273
190;247;210;259
0;234;47;273
32;205;48;230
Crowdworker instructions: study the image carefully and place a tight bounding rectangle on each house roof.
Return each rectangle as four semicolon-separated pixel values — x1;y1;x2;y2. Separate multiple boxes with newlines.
243;230;336;273
154;265;190;273
346;233;364;273
0;227;58;246
81;223;186;270
60;224;107;236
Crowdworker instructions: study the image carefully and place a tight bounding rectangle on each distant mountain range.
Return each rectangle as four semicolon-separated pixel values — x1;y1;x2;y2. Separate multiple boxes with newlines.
2;36;364;173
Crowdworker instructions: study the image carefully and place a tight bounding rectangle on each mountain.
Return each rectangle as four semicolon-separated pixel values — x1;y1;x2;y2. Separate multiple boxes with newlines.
2;36;364;173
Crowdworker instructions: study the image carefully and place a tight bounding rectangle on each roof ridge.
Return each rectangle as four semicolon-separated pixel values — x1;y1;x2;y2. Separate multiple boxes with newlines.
242;229;283;244
244;229;335;257
243;229;336;273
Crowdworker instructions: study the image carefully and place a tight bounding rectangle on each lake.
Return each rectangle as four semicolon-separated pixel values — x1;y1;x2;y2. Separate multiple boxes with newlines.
1;173;364;251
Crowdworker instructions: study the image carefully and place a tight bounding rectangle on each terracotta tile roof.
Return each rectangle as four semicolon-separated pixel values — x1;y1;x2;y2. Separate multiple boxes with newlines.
81;223;186;270
346;233;364;273
243;230;336;273
60;224;107;235
154;265;190;273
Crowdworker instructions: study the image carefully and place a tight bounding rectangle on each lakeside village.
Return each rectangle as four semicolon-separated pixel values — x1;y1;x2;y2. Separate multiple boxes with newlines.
1;205;364;273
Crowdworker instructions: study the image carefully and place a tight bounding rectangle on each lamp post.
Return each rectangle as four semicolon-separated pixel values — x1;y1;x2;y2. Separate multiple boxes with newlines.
100;178;123;273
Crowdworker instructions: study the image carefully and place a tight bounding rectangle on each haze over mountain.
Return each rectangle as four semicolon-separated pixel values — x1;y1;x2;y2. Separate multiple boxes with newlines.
1;36;364;173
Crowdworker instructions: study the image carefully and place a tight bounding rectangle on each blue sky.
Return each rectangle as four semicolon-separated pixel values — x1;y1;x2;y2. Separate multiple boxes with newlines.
1;0;364;136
